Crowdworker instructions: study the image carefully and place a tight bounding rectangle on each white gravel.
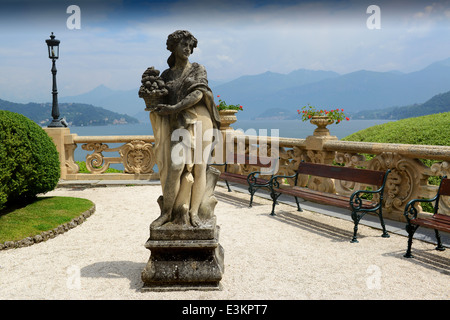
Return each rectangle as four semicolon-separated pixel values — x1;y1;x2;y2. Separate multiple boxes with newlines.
0;184;449;300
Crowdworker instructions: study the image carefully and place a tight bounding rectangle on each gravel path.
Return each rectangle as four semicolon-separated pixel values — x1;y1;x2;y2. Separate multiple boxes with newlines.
0;184;449;300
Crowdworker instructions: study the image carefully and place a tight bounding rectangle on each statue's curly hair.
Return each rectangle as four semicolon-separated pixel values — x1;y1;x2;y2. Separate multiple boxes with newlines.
166;30;198;67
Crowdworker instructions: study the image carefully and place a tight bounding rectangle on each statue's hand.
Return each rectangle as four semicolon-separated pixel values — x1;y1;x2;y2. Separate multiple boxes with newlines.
154;104;174;115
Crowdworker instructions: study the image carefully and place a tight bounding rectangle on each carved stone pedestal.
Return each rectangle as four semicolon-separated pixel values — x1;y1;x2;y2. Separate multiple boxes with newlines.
141;220;224;291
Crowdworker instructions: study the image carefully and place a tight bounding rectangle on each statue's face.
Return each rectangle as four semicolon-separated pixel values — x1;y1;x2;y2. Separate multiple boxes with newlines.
174;38;195;61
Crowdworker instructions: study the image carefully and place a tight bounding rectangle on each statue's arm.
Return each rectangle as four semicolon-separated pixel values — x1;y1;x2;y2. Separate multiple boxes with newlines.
156;90;203;115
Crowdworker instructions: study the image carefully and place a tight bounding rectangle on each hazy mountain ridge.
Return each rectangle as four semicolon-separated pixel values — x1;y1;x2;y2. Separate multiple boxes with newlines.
212;57;450;120
6;57;450;123
0;99;139;127
352;90;450;120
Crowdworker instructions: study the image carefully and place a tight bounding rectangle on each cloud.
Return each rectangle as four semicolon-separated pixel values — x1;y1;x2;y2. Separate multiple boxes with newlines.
1;0;450;102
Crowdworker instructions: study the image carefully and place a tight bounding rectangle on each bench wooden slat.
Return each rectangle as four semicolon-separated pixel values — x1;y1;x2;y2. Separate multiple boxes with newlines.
297;162;386;187
410;218;450;233
411;214;450;228
440;178;450;196
220;172;270;185
274;185;377;210
434;214;450;224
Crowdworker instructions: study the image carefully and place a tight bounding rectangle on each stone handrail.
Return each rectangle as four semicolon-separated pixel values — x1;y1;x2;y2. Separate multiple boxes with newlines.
44;121;450;222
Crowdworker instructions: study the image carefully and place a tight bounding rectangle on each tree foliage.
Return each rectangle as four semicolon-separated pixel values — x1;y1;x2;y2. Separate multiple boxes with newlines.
0;99;139;127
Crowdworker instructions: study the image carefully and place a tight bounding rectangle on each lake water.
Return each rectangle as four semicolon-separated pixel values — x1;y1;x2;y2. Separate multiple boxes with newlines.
69;119;391;140
69;119;391;169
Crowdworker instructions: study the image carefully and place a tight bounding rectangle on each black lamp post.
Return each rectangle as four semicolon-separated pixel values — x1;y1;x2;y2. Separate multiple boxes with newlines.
45;32;66;127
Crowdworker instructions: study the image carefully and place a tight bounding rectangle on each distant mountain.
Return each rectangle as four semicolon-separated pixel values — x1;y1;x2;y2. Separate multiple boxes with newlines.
57;57;450;122
245;57;450;120
0;99;139;127
211;69;340;119
212;69;340;98
60;85;147;122
352;90;450;120
59;69;340;123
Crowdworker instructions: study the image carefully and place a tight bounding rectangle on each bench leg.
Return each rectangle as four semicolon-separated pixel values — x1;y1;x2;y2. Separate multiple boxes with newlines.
377;212;390;238
350;211;361;243
294;196;303;212
270;192;281;216
225;180;231;192
435;229;446;251
404;224;419;258
248;186;255;208
350;210;389;243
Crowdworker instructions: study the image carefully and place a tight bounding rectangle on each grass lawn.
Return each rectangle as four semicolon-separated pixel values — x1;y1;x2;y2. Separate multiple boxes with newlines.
0;196;94;243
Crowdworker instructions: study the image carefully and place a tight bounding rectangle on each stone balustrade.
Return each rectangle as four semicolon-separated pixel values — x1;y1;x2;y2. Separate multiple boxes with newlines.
44;119;450;222
44;128;159;181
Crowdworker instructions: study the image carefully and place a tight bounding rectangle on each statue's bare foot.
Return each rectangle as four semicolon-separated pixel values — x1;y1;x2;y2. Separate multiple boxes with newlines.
151;212;171;228
190;211;201;227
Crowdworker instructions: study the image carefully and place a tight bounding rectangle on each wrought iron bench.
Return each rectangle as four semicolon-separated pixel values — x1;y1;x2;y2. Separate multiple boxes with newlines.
269;161;391;243
212;154;278;207
403;176;450;258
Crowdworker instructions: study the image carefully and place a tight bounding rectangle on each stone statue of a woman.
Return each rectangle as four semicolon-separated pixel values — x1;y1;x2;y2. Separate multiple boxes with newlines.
146;30;221;228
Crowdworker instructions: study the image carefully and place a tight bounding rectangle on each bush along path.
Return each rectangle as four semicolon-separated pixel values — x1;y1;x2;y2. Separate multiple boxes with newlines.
0;110;60;210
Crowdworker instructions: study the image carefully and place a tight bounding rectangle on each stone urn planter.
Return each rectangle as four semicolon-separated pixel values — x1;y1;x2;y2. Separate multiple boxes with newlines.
219;109;238;131
310;116;334;136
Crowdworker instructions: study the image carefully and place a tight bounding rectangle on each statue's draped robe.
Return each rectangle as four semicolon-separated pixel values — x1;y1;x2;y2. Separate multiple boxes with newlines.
149;63;220;222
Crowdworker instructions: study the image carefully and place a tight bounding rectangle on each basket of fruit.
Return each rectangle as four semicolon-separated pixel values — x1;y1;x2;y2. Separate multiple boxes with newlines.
138;66;168;111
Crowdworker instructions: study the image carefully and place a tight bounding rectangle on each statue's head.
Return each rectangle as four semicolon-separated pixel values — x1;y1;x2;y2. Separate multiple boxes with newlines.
166;30;198;67
166;30;198;53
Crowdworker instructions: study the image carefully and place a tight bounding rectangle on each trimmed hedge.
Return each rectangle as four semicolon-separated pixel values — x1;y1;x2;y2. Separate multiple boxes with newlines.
0;110;60;210
343;112;450;146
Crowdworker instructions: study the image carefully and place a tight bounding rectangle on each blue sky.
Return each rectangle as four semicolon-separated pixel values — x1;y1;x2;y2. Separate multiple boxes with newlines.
1;0;450;103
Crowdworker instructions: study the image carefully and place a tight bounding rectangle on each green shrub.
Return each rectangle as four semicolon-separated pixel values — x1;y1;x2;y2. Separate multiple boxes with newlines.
343;112;450;146
0;110;60;209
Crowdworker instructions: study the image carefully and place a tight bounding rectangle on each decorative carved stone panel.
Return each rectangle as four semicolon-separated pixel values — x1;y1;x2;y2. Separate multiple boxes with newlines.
369;152;429;213
120;140;156;174
82;142;111;174
334;152;367;197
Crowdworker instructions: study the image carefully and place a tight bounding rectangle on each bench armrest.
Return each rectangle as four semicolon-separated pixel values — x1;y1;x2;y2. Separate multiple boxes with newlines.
269;174;297;188
247;171;271;186
349;188;383;211
403;196;438;222
403;175;447;222
349;169;391;211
